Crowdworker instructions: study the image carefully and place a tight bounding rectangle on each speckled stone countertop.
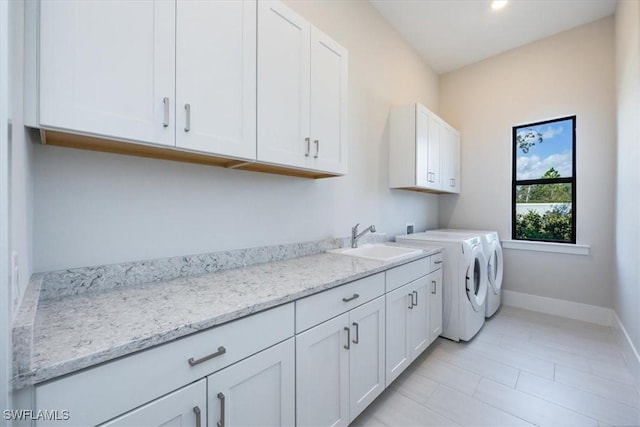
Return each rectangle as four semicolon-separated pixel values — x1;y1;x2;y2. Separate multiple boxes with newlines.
14;245;441;389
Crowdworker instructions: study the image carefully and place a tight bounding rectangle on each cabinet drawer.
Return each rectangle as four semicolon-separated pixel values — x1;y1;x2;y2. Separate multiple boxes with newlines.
385;258;430;292
431;252;443;271
296;273;384;333
35;303;294;427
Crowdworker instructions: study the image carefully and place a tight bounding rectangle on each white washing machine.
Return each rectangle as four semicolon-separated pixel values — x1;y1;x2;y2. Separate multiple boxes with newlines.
428;229;503;318
396;232;488;341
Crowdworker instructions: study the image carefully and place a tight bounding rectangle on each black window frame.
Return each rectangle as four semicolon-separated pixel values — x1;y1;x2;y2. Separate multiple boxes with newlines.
511;115;577;244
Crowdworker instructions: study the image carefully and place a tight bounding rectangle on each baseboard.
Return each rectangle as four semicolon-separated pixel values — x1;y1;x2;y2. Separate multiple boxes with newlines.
502;290;613;326
611;311;640;385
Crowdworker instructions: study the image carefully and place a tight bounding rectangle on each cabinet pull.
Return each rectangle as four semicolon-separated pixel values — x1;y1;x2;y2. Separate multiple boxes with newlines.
434;260;443;265
408;293;414;309
352;322;359;344
412;290;418;306
342;293;359;302
344;327;351;350
305;137;310;157
162;97;170;127
432;280;437;294
184;104;191;132
314;139;319;158
193;406;202;427
188;346;226;366
217;392;225;427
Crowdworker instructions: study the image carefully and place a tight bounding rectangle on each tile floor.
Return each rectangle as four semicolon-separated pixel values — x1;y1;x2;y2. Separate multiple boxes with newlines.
352;306;640;427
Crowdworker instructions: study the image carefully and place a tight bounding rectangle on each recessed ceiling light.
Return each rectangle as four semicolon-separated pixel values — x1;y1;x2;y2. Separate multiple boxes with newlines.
491;0;508;10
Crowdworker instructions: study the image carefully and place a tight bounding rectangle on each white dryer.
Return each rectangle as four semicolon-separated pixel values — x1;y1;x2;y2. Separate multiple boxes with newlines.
429;229;503;317
396;232;488;341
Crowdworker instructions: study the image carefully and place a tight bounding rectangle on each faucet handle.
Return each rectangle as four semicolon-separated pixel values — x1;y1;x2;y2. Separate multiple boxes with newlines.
352;223;360;232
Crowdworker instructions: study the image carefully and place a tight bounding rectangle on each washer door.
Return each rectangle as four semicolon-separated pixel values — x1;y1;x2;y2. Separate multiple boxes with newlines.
466;245;488;312
488;241;504;294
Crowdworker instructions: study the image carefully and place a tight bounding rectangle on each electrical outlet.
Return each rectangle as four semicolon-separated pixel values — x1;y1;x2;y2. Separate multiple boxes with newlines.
11;251;19;294
406;223;415;234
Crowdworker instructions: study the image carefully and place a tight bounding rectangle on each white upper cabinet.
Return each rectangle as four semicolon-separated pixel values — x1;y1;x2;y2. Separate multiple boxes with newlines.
257;1;311;169
441;124;461;193
389;103;460;194
38;0;176;146
258;1;348;175
175;0;257;160
309;28;348;174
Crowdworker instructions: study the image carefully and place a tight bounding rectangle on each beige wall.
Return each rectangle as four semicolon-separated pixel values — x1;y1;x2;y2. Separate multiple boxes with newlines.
33;0;439;271
614;0;640;374
439;17;616;307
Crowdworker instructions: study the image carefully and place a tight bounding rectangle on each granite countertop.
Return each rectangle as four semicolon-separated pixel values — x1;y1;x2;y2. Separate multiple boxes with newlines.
14;245;441;388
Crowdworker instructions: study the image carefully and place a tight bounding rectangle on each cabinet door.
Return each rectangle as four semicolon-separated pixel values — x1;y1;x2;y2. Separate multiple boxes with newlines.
427;113;442;189
309;27;348;174
415;105;430;187
408;276;429;360
39;0;175;146
442;125;461;193
175;1;256;160
348;297;385;422
296;314;349;427
429;269;443;344
207;339;295;427
385;285;411;387
101;380;205;427
257;1;310;169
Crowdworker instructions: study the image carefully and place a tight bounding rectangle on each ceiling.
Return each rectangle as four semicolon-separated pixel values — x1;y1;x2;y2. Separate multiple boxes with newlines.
369;0;618;74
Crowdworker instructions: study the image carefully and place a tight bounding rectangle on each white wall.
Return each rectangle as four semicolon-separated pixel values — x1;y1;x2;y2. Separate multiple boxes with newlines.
439;17;616;307
614;0;640;368
2;0;35;417
33;0;439;272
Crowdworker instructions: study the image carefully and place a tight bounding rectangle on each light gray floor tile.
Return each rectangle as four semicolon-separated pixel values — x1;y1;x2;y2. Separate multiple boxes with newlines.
413;358;481;396
516;371;640;426
426;384;534;426
555;364;640;408
474;377;598;427
466;339;556;379
369;388;461;427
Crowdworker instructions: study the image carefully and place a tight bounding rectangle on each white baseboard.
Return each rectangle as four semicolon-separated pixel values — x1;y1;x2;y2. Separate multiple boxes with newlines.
502;290;613;326
611;311;640;384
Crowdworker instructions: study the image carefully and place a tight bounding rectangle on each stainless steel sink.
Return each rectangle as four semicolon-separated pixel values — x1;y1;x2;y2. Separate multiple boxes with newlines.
329;244;423;261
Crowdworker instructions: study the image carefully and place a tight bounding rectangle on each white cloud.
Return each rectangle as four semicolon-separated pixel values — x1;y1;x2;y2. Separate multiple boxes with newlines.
541;125;564;140
516;152;572;180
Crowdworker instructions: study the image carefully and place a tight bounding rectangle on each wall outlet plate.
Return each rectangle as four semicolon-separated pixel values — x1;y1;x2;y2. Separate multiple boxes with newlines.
406;223;415;234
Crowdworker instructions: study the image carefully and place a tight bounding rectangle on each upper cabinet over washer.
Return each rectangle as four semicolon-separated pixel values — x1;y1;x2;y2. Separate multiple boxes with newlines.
257;1;348;175
25;0;348;178
389;103;460;194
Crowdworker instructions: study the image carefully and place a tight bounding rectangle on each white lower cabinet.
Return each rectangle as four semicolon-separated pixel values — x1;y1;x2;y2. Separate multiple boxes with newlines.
296;296;386;426
101;380;206;427
385;275;429;386
207;339;295;427
428;269;443;344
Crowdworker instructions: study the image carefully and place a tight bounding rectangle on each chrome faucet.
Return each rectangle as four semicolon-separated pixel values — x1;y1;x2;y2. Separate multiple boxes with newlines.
351;223;376;248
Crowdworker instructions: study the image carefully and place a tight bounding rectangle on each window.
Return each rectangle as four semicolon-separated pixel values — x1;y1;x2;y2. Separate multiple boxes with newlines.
512;116;576;243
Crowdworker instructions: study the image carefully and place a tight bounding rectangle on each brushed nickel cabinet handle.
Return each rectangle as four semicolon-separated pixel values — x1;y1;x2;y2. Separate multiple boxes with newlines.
408;293;414;309
305;137;310;157
314;139;319;158
217;392;225;427
352;322;359;344
342;293;359;303
434;260;443;265
163;97;169;127
193;406;202;427
184;104;191;132
344;327;351;350
412;290;418;307
432;280;437;294
188;346;226;366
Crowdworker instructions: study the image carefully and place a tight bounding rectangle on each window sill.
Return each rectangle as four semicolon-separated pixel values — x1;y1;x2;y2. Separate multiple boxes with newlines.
501;240;590;256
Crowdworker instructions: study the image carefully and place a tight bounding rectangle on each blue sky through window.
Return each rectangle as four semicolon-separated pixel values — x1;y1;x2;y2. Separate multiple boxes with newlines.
516;118;573;180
